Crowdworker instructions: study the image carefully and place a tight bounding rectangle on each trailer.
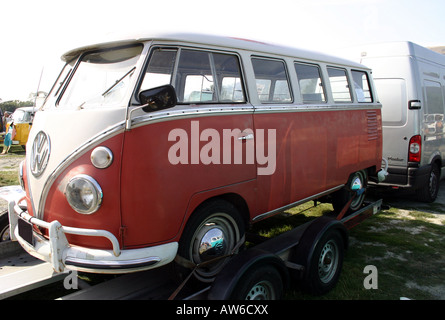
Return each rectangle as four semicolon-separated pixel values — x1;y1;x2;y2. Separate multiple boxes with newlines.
61;195;382;300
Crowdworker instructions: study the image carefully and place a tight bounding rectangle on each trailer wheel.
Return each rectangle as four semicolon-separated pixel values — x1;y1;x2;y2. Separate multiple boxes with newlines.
0;210;10;242
178;200;245;283
230;264;283;300
304;229;344;295
332;170;367;213
416;163;440;203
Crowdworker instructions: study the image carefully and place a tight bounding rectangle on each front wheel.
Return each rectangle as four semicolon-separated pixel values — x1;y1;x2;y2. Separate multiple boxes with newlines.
178;200;245;283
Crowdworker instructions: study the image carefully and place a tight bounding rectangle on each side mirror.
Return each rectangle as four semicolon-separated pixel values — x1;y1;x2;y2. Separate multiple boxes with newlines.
139;84;177;112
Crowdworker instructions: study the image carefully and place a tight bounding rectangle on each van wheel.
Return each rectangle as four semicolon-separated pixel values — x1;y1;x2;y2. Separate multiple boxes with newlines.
417;164;440;203
332;170;367;213
178;200;245;283
0;210;10;242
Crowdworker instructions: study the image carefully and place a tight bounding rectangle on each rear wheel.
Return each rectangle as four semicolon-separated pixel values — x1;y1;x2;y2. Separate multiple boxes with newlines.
178;200;245;282
332;170;367;213
416;163;440;203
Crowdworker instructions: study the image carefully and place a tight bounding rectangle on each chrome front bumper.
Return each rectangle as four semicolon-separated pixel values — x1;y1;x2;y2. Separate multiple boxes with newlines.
1;186;177;274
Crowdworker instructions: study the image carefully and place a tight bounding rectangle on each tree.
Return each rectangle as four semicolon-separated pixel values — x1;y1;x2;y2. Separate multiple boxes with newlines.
0;100;34;114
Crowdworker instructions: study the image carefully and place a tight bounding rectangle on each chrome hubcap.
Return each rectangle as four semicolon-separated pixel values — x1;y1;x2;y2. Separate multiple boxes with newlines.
196;225;227;263
350;172;366;209
191;213;239;281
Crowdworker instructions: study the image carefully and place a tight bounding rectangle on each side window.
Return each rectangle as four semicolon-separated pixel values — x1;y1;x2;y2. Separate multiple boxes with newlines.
327;67;352;103
424;80;444;135
176;49;246;104
178;50;214;103
141;48;246;104
141;48;177;91
252;58;292;103
351;70;373;102
213;53;245;102
424;80;444;114
294;62;326;103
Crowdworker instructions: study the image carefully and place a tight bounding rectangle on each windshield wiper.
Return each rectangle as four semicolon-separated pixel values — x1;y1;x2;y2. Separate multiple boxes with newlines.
102;67;136;96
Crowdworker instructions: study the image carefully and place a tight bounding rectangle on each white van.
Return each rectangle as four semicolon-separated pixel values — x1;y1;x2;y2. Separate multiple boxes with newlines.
342;42;445;202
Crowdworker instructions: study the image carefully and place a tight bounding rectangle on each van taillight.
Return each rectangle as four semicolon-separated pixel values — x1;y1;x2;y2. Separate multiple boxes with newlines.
408;135;421;162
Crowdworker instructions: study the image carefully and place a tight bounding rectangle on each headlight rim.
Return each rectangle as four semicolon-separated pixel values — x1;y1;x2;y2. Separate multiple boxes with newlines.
65;174;103;215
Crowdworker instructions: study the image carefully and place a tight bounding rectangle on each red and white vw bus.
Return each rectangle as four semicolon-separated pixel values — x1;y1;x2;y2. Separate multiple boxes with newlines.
4;33;385;280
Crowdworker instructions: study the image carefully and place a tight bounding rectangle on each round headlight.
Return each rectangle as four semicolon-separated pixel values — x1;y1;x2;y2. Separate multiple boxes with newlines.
91;146;113;169
65;175;102;214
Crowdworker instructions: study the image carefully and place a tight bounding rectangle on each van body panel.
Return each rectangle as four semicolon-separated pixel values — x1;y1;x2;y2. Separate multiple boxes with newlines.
253;107;381;214
120;113;256;247
43;133;125;249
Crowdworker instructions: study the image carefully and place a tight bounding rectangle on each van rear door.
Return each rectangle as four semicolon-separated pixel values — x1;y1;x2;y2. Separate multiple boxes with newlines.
373;78;411;183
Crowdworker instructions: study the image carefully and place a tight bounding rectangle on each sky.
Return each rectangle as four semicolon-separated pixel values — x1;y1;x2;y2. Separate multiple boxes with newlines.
1;0;444;102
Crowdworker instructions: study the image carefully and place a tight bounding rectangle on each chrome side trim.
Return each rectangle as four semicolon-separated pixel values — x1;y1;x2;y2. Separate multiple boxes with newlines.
129;104;254;129
253;103;381;114
252;185;344;222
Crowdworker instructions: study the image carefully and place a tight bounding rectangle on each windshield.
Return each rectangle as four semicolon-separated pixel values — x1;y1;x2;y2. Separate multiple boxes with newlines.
56;44;143;110
11;109;33;123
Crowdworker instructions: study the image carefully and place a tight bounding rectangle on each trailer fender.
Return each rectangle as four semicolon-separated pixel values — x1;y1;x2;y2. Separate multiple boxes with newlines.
208;248;288;300
290;216;348;294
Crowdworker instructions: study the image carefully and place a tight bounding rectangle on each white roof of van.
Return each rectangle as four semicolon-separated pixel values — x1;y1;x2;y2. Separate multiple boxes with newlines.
61;32;367;69
340;41;445;66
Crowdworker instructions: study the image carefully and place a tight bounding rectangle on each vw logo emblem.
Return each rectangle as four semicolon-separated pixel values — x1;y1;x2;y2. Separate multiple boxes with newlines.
31;131;51;177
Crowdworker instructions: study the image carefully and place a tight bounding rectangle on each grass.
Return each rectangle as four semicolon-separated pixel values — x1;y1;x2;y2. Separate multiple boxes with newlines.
0;146;25;187
0;170;20;187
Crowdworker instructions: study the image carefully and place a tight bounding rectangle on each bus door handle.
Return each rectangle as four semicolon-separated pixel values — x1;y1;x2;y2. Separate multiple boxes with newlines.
238;133;254;141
